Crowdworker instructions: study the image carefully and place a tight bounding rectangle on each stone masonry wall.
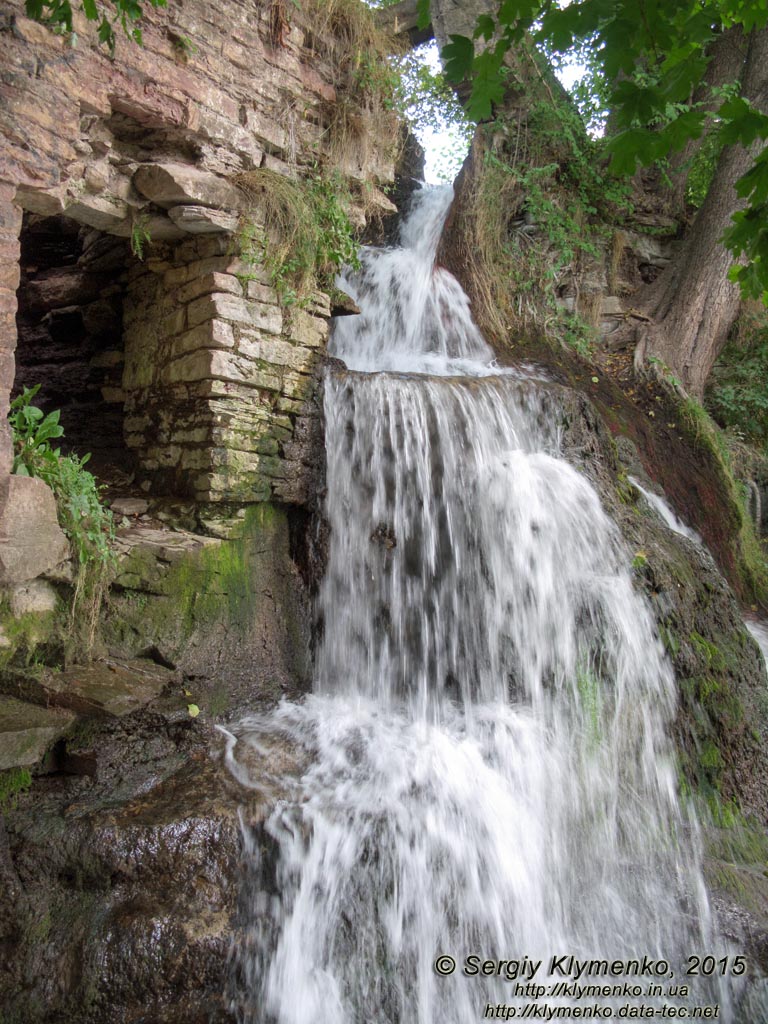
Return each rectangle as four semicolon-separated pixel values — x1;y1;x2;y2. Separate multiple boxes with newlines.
123;232;327;503
0;0;397;521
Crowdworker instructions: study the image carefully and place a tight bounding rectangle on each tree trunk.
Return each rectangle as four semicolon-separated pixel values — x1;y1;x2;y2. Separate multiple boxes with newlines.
664;27;745;221
642;27;768;396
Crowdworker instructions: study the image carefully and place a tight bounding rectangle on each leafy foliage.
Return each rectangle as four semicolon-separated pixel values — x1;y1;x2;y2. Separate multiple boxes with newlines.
706;309;768;447
9;386;115;650
130;213;152;261
25;0;166;52
464;95;628;352
433;0;768;301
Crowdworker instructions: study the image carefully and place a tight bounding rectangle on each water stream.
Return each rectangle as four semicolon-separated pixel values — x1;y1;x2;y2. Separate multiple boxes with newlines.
224;186;740;1022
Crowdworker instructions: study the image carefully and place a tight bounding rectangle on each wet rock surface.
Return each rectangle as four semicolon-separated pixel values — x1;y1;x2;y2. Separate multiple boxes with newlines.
0;708;290;1024
0;696;75;770
548;382;768;981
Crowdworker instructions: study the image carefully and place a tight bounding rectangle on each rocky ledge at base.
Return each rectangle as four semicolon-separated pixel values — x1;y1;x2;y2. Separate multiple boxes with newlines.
0;701;304;1024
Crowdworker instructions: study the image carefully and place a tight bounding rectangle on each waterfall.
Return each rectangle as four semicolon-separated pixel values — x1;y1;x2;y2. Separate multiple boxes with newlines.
224;186;741;1023
628;476;703;546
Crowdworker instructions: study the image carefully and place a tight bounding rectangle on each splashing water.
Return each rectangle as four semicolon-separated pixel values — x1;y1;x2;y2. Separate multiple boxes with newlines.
628;476;703;546
225;186;741;1022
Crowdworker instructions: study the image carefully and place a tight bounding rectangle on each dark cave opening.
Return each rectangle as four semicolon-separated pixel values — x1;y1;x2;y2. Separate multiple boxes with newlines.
14;212;134;485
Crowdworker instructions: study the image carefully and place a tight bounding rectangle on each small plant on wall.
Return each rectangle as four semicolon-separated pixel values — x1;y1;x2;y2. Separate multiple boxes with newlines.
9;385;115;653
233;167;361;308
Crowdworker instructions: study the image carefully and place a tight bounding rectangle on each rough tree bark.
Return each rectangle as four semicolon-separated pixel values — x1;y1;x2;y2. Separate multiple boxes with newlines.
639;27;768;397
664;28;746;222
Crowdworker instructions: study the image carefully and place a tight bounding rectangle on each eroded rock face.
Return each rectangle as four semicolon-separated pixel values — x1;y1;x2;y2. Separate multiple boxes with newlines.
0;476;70;585
0;714;290;1024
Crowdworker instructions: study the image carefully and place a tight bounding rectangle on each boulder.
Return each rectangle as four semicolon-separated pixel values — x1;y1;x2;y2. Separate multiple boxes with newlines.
1;658;176;719
167;205;238;234
0;476;70;586
133;163;241;211
0;695;74;770
8;579;58;617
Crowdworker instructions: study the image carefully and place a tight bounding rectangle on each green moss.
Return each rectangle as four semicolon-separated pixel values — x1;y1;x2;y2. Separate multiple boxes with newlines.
0;603;60;671
170;505;275;635
104;504;299;679
679;397;768;606
658;623;680;657
0;767;31;812
576;664;601;745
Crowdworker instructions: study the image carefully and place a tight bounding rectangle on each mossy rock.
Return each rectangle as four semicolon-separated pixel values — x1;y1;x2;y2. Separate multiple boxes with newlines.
103;504;311;716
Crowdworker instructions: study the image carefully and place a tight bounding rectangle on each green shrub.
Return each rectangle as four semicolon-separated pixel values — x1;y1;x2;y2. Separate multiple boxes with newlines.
706;310;768;450
9;386;115;651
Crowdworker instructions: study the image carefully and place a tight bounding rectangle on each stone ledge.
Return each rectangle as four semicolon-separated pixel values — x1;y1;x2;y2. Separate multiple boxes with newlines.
0;695;75;770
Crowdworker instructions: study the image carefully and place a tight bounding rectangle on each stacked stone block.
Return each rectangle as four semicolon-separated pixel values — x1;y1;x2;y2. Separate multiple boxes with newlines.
123;234;328;504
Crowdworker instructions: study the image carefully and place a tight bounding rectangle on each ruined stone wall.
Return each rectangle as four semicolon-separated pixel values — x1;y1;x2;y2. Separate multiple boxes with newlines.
0;0;397;533
122;232;327;503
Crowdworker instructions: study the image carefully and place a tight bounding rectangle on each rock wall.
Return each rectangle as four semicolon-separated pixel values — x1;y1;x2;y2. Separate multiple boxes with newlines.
0;0;397;511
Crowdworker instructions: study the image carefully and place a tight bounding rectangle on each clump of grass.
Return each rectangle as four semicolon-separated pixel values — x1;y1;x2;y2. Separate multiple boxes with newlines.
233;167;360;307
304;0;403;171
0;767;32;813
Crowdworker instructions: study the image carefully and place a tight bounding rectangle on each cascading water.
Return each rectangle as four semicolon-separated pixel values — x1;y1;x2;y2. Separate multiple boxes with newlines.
628;476;703;546
224;186;745;1022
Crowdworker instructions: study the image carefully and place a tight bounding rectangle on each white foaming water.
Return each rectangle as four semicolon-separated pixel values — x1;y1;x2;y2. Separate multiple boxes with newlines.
628;476;703;545
332;186;506;377
225;186;740;1022
746;618;768;668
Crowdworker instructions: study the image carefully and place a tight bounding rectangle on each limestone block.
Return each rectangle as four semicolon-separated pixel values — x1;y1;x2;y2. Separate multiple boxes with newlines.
281;371;315;401
64;194;129;232
177;273;241;305
243;107;288;155
0;696;74;770
164;349;282;391
3;659;176;720
245;279;279;306
133;162;241;211
0;477;70;585
9;579;59;617
238;335;316;373
289;308;327;348
187;292;282;335
111;213;188;243
15;185;67;218
170;320;235;359
168;205;238;234
113;525;221;591
110;498;150;517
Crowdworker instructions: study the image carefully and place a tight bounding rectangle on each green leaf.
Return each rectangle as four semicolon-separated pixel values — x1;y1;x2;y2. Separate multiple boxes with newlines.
442;34;474;84
25;0;45;19
474;14;495;42
465;45;505;121
718;98;768;147
605;128;665;176
735;154;768;205
97;15;115;49
611;80;665;127
416;0;431;30
82;0;98;20
187;703;200;718
657;108;706;155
